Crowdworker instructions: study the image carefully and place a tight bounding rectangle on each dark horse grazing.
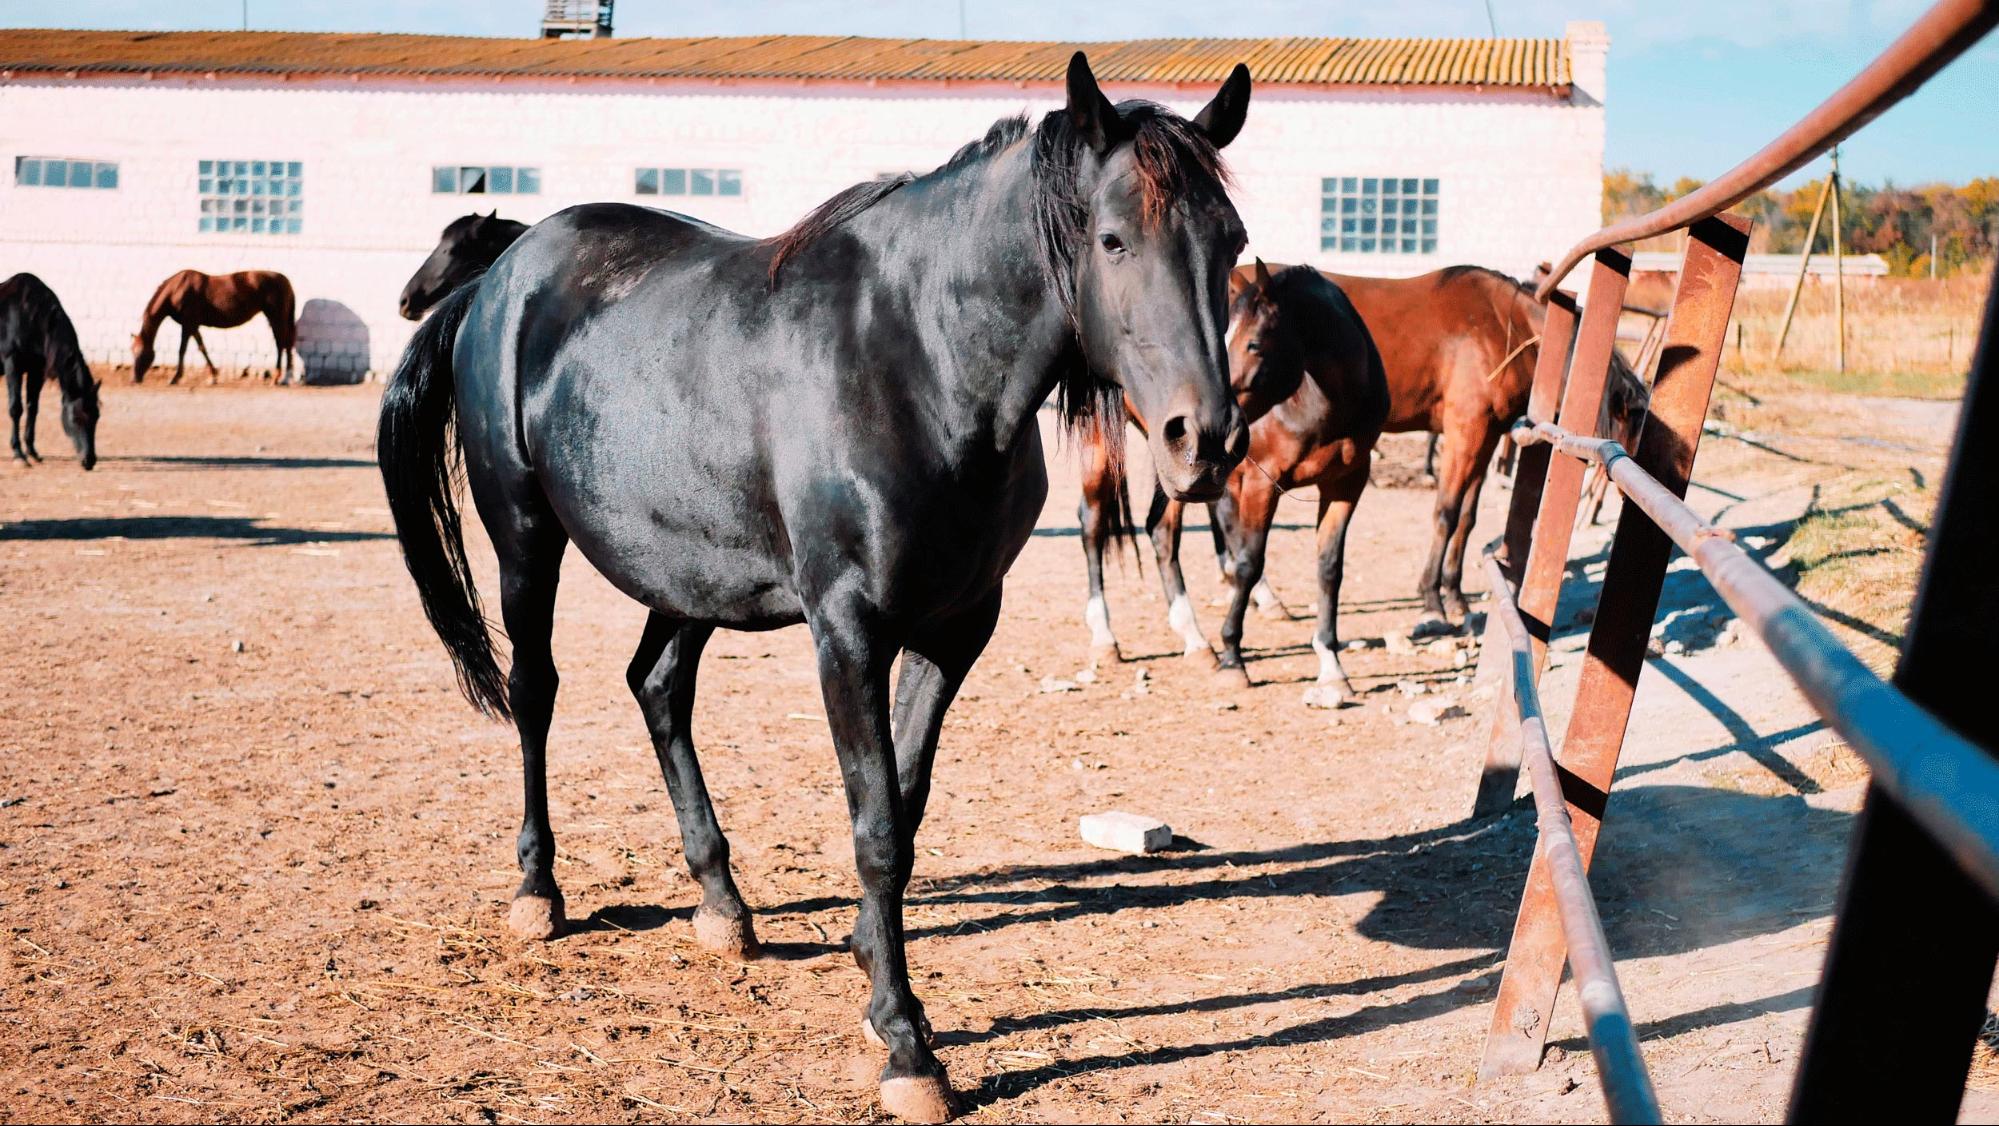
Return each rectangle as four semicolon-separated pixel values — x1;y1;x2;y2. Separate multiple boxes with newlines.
132;269;296;385
379;55;1250;1122
1079;260;1387;703
398;211;528;320
1;273;100;469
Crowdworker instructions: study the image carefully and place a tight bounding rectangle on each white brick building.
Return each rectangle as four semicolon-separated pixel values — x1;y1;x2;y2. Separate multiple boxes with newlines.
0;26;1607;380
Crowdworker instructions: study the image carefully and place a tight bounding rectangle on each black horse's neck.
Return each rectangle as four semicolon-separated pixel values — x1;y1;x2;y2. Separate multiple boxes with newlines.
784;130;1095;462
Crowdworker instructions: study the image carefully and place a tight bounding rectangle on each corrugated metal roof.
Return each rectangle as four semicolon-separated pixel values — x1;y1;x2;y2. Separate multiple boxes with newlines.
0;29;1571;89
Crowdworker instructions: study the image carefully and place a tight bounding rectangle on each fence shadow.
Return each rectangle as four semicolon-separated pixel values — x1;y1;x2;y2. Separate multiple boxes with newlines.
102;454;376;471
0;515;391;546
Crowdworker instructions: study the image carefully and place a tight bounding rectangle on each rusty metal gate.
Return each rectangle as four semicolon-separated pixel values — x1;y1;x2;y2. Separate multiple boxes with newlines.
1469;1;1999;1120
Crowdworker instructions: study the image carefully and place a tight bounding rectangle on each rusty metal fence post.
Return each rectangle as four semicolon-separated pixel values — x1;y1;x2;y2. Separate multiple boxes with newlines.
1479;215;1750;1078
1473;253;1631;817
1788;257;1999;1124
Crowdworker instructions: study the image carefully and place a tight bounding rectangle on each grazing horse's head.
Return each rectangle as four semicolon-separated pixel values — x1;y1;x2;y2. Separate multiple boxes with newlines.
400;211;523;320
130;333;155;382
60;373;100;471
1224;258;1309;419
1050;53;1252;502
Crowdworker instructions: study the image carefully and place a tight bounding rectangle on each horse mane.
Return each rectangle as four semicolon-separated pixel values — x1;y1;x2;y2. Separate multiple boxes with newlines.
3;273;96;405
761;100;1232;465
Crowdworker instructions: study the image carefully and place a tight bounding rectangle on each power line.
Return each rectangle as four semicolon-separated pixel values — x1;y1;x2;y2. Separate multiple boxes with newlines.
1483;0;1498;37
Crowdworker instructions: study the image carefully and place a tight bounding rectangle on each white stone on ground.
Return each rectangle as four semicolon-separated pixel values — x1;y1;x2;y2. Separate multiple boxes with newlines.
1080;811;1173;854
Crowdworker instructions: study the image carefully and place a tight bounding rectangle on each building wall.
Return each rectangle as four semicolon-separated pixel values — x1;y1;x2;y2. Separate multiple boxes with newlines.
0;60;1603;376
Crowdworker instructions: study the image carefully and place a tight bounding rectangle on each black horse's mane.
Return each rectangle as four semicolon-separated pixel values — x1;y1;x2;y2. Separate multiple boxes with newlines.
0;273;96;405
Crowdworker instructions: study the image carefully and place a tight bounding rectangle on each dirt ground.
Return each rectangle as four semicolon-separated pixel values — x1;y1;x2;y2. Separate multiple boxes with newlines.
0;377;1989;1124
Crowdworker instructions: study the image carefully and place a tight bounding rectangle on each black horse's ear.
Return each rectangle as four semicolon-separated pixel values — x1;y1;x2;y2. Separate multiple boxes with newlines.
1193;63;1252;148
1066;52;1122;154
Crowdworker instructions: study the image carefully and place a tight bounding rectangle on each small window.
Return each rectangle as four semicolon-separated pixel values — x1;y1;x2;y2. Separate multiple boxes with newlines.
16;156;119;190
433;165;540;195
1322;175;1438;254
636;167;743;198
199;158;303;234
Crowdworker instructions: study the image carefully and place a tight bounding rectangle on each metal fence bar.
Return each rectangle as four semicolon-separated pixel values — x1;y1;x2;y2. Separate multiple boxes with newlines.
1534;0;1999;300
1478;216;1748;1080
1472;254;1629;818
1505;421;1999;899
1789;257;1999;1123
1479;551;1663;1125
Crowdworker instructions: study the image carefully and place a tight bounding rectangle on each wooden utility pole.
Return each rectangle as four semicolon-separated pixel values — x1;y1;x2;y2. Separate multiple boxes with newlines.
1770;172;1833;367
1831;146;1847;374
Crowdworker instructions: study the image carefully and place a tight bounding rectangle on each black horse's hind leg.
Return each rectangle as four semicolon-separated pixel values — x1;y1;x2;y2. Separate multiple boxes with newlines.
811;605;954;1120
626;614;759;960
5;366;24;464
1147;483;1214;665
497;521;570;941
20;370;42;462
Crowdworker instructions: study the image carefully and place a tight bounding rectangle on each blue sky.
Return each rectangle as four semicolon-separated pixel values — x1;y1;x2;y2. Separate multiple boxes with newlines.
4;0;1994;188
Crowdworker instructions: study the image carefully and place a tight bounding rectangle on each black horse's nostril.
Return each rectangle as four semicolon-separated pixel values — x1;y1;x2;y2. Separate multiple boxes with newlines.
1161;414;1196;465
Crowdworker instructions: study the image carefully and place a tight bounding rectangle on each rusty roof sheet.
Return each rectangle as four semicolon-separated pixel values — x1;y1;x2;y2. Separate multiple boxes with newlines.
0;29;1571;89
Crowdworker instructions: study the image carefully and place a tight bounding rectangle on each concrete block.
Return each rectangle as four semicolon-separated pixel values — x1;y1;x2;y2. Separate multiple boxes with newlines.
1079;811;1172;855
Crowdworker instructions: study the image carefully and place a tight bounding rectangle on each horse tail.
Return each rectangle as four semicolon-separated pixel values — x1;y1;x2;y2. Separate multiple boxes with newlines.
376;282;510;719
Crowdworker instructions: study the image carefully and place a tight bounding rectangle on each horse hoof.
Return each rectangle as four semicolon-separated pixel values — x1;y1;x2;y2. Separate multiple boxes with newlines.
862;1013;938;1049
691;906;761;960
1089;641;1124;667
1301;682;1353;710
1255;600;1291;622
507;893;565;941
1182;646;1220;669
880;1074;958;1124
1212;661;1251;687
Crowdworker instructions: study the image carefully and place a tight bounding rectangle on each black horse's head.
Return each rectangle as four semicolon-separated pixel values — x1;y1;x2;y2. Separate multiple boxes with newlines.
1225;258;1310;419
1050;54;1252;502
59;369;100;471
400;212;524;320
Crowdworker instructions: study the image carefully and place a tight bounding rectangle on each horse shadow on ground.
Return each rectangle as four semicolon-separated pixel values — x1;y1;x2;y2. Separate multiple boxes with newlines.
744;783;1850;1107
0;514;391;547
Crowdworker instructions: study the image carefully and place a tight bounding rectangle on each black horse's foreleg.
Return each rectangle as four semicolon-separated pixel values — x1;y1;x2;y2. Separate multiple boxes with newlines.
1302;463;1367;708
5;367;24;463
626;614;758;959
1147;483;1213;663
498;529;569;941
1216;472;1280;680
20;371;42;462
812;608;954;1121
891;590;1001;843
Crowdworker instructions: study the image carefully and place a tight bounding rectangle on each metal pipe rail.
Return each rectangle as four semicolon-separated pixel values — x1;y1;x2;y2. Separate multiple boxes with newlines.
1510;419;1999;900
1479;550;1663;1125
1534;0;1999;299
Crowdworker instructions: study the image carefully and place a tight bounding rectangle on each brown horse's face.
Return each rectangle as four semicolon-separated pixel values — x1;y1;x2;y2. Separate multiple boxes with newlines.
131;334;155;382
1225;269;1305;420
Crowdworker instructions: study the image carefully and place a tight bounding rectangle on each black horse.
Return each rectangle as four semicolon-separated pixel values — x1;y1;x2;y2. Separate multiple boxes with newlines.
379;54;1251;1122
1;273;100;469
398;211;529;320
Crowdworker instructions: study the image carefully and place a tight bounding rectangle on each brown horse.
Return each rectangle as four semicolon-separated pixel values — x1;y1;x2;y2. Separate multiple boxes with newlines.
132;269;296;384
1080;260;1388;703
1079;263;1648;678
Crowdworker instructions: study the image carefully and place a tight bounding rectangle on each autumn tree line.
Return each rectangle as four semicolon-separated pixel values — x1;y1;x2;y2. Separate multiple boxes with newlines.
1605;169;1999;278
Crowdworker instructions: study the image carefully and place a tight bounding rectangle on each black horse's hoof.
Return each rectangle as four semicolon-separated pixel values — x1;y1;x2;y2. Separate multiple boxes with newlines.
507;892;565;941
691;905;761;961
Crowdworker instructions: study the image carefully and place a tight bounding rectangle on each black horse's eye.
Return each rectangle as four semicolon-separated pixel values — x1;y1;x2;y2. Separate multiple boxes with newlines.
1099;232;1126;256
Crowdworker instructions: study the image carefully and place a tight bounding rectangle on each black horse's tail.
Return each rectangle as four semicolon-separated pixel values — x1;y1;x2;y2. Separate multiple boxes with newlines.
376;283;511;719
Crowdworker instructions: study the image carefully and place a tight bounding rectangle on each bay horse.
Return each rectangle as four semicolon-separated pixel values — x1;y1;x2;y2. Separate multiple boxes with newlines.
1077;264;1648;682
132;269;296;385
378;54;1251;1122
1079;260;1386;703
1;273;100;470
398;211;528;320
